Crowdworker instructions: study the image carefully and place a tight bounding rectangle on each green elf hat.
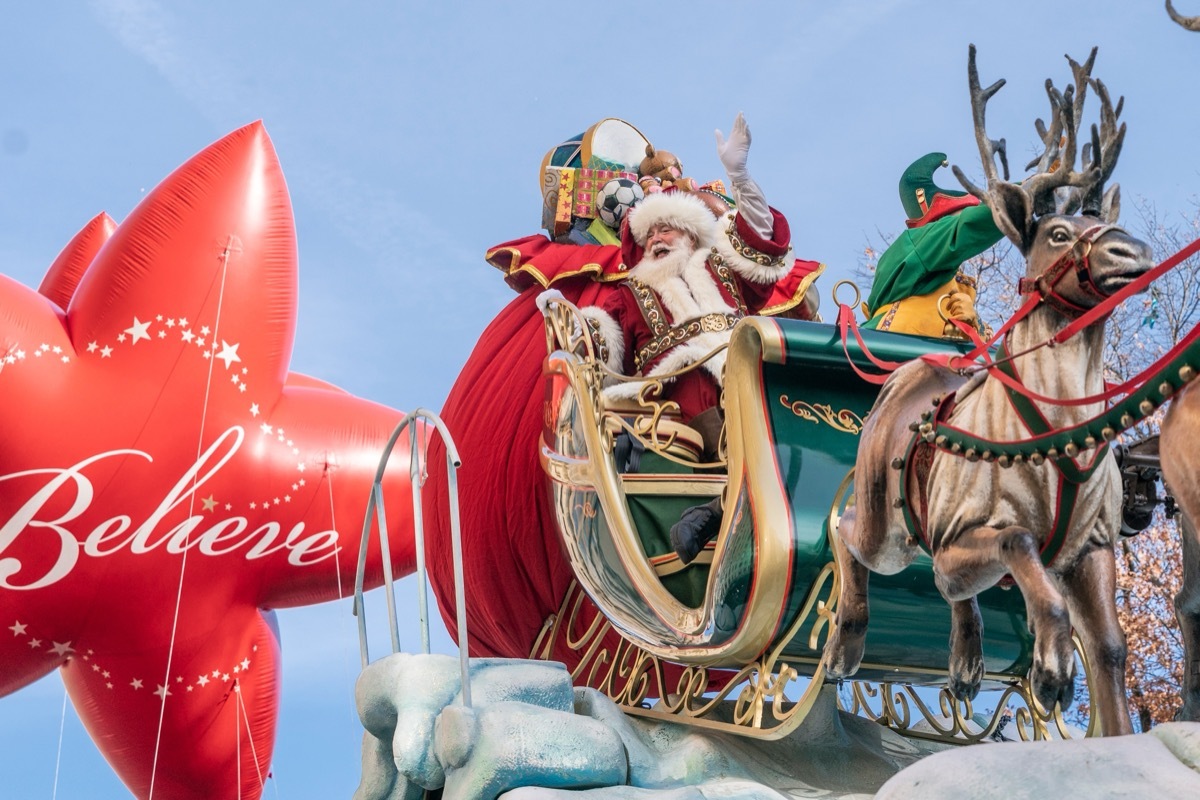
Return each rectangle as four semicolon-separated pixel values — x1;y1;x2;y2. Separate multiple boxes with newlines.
899;152;979;229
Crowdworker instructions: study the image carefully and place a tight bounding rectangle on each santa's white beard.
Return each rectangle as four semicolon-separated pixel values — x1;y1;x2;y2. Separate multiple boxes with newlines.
636;242;696;279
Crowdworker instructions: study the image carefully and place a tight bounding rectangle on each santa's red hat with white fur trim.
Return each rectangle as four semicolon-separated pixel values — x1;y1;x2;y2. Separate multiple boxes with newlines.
620;189;722;269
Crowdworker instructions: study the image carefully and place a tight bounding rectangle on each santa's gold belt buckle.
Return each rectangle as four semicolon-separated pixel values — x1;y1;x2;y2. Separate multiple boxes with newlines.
699;314;731;333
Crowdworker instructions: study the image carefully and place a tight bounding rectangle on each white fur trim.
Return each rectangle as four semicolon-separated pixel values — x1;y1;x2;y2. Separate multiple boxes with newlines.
713;225;793;284
648;335;729;384
578;306;624;373
603;241;753;404
628;192;721;250
603;379;661;404
601;333;729;403
629;248;738;321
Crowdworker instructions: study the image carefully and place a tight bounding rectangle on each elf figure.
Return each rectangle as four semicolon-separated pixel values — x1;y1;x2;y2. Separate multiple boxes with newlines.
862;152;1003;339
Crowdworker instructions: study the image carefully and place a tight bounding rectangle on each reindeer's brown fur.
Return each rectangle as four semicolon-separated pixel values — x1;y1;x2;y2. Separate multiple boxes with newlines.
825;47;1152;736
1159;385;1200;721
1161;0;1200;724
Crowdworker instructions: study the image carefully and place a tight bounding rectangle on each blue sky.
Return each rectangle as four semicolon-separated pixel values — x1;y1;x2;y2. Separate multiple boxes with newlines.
2;2;1199;797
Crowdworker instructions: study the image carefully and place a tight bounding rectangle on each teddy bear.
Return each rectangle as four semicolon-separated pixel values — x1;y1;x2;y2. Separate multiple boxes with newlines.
637;144;698;194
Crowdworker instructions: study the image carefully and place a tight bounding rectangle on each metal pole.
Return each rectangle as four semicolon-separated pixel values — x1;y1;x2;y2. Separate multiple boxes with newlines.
355;412;413;667
409;423;431;654
446;450;471;708
353;489;377;668
374;482;401;655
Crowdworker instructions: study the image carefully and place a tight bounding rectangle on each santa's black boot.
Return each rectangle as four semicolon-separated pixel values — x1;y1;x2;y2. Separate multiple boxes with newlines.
670;497;723;565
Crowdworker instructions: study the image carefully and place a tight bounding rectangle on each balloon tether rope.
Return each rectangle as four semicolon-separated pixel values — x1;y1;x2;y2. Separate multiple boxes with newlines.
326;463;343;600
148;235;238;799
51;686;67;800
235;678;268;795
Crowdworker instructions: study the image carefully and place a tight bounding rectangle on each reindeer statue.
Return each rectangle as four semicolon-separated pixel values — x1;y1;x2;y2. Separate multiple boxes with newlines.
823;46;1154;736
1160;411;1200;721
1158;0;1200;726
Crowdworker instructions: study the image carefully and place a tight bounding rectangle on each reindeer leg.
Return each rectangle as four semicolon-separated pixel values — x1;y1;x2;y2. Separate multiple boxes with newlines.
932;526;1075;714
947;597;985;701
1060;543;1132;736
824;505;870;678
1176;512;1200;722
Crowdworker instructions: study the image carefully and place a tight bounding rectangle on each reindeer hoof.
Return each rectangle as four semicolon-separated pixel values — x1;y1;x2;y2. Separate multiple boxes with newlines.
1174;700;1200;723
823;643;863;679
947;656;984;702
823;620;867;679
1027;642;1084;714
1027;662;1075;714
1029;611;1077;713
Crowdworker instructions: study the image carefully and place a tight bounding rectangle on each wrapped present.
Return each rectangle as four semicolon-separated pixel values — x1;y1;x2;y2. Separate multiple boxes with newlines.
540;163;639;235
538;119;651;235
573;167;637;219
541;167;578;237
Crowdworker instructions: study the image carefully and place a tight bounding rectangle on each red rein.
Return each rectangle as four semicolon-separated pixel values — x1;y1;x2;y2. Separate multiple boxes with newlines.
839;230;1200;405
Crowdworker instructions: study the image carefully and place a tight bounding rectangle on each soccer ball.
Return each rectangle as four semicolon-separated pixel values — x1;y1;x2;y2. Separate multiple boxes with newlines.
596;178;644;230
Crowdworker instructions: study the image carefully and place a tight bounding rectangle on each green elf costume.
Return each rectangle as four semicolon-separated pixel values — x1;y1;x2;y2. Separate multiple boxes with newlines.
862;152;1003;338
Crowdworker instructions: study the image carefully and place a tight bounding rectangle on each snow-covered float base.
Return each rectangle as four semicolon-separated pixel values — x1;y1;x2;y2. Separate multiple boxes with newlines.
353;653;1200;800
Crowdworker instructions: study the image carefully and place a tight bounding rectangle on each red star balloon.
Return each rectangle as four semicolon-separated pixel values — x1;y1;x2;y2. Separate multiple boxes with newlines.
0;123;416;799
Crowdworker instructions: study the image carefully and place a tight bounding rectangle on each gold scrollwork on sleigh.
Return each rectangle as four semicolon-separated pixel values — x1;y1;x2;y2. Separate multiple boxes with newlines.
837;635;1094;744
778;395;865;435
532;578;1093;744
531;561;840;740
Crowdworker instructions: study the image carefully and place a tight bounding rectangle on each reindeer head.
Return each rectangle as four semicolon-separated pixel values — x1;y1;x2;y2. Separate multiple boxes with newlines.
953;46;1153;314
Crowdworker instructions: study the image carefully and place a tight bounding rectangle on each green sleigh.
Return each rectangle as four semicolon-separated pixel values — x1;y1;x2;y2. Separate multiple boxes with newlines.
535;299;1087;743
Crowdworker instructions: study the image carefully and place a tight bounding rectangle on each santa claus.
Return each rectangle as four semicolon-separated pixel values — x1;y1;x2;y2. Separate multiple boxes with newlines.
578;113;817;563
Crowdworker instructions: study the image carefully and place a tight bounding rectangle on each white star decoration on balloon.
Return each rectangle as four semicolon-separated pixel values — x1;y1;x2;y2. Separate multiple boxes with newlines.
1;310;319;509
8;618;260;695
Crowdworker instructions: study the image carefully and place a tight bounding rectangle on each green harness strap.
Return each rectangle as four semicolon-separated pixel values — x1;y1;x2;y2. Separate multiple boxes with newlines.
991;343;1109;566
899;343;1109;568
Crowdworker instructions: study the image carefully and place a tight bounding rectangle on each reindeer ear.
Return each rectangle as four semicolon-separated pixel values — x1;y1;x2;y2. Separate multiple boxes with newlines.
988;181;1035;252
1101;183;1121;223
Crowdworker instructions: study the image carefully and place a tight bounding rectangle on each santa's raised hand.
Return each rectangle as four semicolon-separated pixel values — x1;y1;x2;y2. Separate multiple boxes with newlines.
715;112;752;183
715;113;775;239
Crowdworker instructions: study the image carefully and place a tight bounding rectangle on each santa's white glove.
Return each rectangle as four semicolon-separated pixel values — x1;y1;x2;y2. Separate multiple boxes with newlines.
715;113;772;240
715;112;751;182
536;289;583;339
535;289;566;313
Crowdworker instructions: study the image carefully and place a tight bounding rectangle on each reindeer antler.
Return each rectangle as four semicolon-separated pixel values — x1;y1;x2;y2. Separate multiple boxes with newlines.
1024;80;1075;217
951;44;1010;199
1080;77;1126;217
1020;48;1105;216
954;46;1120;224
1024;81;1063;176
1024;48;1095;174
1167;0;1200;32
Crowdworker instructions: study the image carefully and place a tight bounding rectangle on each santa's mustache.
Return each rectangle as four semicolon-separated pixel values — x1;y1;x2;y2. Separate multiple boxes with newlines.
637;241;694;277
645;239;692;261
